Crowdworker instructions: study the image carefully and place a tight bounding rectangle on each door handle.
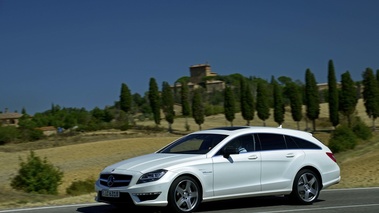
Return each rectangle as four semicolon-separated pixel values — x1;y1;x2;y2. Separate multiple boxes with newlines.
286;153;295;158
248;155;258;160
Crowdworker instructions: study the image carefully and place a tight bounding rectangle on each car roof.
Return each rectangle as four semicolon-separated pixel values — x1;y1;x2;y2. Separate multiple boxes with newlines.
193;126;314;139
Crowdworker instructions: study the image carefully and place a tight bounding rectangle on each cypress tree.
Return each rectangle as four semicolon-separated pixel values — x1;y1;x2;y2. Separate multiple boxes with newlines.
240;77;254;125
180;80;191;131
327;60;339;127
339;71;357;127
161;81;175;132
362;68;379;130
305;69;320;132
148;78;161;126
21;107;27;115
192;89;204;130
224;85;236;126
256;80;270;126
119;83;132;113
272;77;284;125
288;82;303;130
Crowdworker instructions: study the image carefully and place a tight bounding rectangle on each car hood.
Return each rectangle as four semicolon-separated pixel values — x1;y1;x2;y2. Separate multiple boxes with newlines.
101;153;205;174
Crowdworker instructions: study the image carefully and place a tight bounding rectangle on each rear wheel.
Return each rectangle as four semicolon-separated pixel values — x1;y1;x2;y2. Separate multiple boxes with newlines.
167;176;201;213
291;169;320;204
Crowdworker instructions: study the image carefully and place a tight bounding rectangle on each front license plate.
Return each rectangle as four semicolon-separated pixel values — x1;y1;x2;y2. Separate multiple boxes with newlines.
102;190;120;198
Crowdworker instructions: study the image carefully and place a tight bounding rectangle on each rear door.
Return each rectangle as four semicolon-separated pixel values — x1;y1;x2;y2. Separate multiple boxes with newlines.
257;133;305;191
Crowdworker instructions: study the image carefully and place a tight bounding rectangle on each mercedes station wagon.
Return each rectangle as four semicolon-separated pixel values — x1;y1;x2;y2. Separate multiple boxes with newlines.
95;126;340;213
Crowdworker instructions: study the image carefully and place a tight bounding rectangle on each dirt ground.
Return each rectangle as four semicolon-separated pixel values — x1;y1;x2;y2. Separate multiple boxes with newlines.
0;99;378;209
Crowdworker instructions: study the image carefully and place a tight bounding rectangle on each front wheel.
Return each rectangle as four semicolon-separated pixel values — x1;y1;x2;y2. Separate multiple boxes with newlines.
167;176;202;213
291;169;320;204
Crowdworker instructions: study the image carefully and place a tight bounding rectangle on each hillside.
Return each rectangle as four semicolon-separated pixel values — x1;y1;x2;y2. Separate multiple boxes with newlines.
0;99;378;209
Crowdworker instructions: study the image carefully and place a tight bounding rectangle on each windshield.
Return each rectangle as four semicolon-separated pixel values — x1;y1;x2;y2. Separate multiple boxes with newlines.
158;133;228;154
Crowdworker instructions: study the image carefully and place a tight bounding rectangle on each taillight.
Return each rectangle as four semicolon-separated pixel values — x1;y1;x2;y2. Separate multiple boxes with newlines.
326;152;337;162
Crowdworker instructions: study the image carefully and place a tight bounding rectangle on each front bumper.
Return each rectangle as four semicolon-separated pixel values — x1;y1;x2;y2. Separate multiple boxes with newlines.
95;176;172;207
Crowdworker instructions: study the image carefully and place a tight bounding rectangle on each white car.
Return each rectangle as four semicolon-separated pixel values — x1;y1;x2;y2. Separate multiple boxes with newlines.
95;126;340;213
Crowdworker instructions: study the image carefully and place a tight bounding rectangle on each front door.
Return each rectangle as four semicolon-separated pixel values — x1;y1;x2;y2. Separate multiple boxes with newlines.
212;134;261;196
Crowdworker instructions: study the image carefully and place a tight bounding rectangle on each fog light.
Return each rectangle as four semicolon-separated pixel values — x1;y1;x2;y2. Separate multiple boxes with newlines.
132;192;161;201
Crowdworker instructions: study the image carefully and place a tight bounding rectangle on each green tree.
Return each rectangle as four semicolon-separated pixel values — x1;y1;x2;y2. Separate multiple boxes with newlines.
362;68;379;130
161;81;175;132
272;77;284;125
21;107;27;115
102;108;114;123
240;77;254;125
339;71;358;127
180;79;191;131
11;151;63;195
305;69;320;131
135;92;152;115
192;89;205;130
256;80;270;126
91;107;104;121
287;82;303;129
119;83;132;113
327;60;339;127
224;86;236;126
148;78;161;126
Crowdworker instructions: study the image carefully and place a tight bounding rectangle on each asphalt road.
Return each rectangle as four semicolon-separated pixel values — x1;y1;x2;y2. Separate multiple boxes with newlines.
1;187;379;213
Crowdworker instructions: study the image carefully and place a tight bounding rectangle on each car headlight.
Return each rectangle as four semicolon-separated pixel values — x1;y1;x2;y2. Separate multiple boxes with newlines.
137;169;167;184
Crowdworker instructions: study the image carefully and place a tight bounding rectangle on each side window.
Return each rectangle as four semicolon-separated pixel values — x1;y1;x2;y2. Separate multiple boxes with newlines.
239;134;255;152
257;133;287;151
218;134;255;155
290;136;322;149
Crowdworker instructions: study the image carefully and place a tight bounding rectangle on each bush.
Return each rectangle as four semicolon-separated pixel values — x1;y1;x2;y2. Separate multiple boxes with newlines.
66;178;96;196
118;122;130;131
204;104;224;116
11;151;64;195
328;125;358;153
0;126;20;144
19;128;45;142
352;118;372;140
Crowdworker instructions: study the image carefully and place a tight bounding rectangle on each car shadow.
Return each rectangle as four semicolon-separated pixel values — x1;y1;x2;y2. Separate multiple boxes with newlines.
77;204;165;213
77;196;325;213
198;196;324;212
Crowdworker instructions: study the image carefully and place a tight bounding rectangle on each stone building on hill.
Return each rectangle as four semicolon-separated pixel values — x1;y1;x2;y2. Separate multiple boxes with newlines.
0;108;23;127
174;63;225;92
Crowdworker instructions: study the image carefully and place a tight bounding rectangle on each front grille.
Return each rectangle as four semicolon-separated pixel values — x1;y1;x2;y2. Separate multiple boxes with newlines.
100;173;132;187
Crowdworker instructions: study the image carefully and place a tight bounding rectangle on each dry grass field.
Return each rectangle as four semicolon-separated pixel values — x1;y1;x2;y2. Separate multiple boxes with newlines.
0;99;378;209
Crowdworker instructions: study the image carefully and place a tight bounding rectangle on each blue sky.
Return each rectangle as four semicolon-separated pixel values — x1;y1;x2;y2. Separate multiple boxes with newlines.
1;0;379;115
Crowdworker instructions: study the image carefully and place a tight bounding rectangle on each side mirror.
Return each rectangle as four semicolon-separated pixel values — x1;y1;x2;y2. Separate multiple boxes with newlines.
223;146;239;158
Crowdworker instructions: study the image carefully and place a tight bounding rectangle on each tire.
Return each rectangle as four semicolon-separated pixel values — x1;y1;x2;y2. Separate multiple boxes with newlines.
167;176;202;213
291;169;320;204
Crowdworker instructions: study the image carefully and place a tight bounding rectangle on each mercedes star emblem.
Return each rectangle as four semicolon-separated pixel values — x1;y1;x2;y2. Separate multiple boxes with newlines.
107;175;115;187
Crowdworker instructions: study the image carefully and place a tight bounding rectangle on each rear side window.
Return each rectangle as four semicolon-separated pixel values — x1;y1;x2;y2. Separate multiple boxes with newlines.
290;136;321;149
257;133;286;151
